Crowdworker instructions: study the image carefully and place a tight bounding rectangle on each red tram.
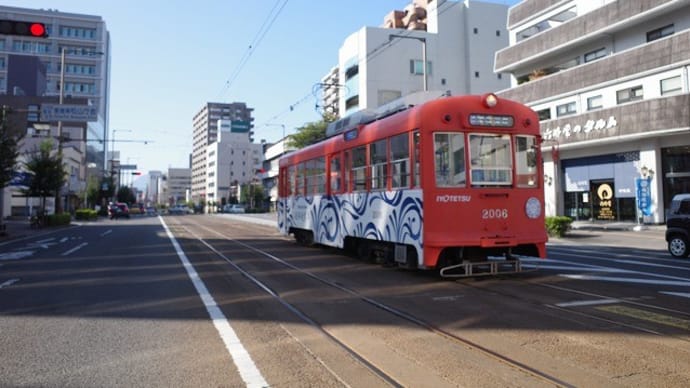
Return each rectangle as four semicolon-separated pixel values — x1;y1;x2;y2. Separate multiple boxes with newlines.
278;93;547;277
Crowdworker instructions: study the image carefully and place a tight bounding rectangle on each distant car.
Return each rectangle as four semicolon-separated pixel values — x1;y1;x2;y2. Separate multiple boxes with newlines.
666;194;690;258
169;205;192;215
223;204;245;214
145;207;157;216
108;202;130;219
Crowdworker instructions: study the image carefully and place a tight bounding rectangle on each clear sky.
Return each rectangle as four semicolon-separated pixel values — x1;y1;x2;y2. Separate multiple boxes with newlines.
12;0;519;179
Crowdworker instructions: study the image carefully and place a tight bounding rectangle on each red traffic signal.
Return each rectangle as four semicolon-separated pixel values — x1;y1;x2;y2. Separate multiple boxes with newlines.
0;20;48;38
131;171;142;176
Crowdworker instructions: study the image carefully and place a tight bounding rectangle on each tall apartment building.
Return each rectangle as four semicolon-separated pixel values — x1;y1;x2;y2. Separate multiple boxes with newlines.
495;0;690;224
327;0;510;117
191;102;254;202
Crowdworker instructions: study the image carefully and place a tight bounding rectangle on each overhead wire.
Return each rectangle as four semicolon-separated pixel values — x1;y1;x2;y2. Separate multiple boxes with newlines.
216;0;290;100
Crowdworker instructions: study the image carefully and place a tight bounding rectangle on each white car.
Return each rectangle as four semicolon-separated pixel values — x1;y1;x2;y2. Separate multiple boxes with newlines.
223;204;245;214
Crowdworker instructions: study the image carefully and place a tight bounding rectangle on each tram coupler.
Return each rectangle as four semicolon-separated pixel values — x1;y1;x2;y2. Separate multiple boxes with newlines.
438;256;535;278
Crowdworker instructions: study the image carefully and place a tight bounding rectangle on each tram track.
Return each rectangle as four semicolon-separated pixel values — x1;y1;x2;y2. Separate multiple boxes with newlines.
167;216;575;387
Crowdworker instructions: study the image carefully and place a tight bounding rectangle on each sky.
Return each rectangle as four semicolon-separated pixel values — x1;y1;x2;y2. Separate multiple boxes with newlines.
11;0;519;180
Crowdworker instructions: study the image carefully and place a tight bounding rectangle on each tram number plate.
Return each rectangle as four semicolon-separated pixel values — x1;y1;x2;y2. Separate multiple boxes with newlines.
482;208;508;219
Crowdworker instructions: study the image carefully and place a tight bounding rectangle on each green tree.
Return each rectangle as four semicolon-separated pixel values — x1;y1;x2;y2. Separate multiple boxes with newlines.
116;185;136;204
24;139;66;215
286;113;336;149
0;106;23;226
241;183;265;210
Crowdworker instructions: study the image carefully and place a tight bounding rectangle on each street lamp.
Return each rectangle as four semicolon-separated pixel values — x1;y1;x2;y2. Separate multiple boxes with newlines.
389;34;428;92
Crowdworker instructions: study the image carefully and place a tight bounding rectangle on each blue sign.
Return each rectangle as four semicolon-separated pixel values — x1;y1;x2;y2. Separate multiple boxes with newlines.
635;177;652;216
9;171;32;187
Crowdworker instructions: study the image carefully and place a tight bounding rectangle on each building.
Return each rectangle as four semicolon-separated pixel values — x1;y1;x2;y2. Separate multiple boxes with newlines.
0;5;111;169
206;119;264;208
147;170;162;205
165;167;191;205
191;102;254;203
495;0;690;224
328;0;510;117
320;66;340;117
260;137;295;211
0;6;111;217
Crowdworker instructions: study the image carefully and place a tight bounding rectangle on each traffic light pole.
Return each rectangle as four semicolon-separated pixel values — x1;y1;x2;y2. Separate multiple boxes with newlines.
55;47;66;214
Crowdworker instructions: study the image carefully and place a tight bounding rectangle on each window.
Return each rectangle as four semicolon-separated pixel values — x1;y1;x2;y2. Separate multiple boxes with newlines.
370;139;387;190
556;102;576;117
496;30;501;37
536;108;551;121
287;166;296;195
469;134;512;186
409;60;432;75
352;146;367;191
474;71;480;78
584;47;606;63
330;155;341;193
587;95;603;110
390;133;409;189
295;163;305;196
413;131;420;187
434;133;466;187
306;157;326;195
647;24;674;42
515;136;537;187
473;27;478;34
660;76;682;96
616;85;643;104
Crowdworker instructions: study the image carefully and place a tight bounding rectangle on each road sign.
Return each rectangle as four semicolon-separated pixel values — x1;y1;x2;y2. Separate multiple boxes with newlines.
231;120;251;133
40;104;98;122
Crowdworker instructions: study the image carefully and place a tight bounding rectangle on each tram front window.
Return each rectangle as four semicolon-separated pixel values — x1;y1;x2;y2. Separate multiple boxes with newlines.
469;133;512;186
434;133;466;187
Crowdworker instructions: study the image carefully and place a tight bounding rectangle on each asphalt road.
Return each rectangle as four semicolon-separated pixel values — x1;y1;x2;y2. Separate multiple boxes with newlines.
1;214;688;387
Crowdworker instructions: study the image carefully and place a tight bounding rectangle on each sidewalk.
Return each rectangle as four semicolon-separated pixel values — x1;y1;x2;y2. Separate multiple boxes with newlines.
570;220;665;232
0;219;35;243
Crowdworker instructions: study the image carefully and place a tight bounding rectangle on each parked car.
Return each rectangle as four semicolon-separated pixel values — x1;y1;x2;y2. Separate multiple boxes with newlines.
665;193;690;258
144;207;157;216
108;202;130;219
223;204;245;214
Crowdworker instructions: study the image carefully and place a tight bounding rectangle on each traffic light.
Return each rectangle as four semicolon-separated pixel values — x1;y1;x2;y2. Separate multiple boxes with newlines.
131;171;142;176
0;20;48;38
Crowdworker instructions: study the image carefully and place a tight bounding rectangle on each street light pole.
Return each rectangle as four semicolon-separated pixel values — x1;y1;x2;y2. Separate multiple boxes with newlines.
389;34;428;92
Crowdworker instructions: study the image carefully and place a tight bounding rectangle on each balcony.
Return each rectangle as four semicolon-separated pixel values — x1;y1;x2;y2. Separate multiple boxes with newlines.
496;0;681;72
497;29;690;104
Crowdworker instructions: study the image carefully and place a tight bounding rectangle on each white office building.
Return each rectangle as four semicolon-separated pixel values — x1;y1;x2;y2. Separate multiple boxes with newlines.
206;120;264;207
496;0;690;224
330;0;510;116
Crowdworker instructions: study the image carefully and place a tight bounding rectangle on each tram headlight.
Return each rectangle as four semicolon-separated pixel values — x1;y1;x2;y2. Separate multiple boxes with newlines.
525;197;542;219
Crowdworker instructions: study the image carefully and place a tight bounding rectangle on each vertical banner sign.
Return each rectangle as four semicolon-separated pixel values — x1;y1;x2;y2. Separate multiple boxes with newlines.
636;177;652;216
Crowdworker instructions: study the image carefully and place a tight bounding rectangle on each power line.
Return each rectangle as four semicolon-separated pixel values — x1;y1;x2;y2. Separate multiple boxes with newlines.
216;0;290;100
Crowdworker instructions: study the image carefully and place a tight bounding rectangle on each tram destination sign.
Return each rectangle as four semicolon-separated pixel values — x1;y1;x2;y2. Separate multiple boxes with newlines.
40;104;98;122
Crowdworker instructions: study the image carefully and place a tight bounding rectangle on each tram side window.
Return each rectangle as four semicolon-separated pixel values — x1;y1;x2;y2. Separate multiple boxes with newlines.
469;133;512;186
330;155;341;193
352;146;367;191
296;162;306;196
515;135;538;187
288;165;296;196
344;151;351;191
434;132;466;187
305;157;326;195
391;133;410;189
413;131;420;187
370;139;387;190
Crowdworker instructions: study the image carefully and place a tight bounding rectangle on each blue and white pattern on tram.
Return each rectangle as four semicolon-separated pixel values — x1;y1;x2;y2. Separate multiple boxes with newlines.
279;190;424;256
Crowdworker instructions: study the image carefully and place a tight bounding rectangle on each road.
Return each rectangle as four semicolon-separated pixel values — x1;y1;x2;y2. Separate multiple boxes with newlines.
0;214;688;387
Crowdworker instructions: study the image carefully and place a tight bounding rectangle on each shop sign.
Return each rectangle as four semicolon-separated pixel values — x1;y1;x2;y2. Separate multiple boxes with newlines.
636;177;653;216
594;181;616;221
543;116;617;141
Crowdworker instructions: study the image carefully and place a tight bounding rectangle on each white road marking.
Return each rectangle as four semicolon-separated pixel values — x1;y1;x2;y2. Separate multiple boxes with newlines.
160;218;268;388
555;299;619;307
0;278;20;289
61;242;88;256
614;259;690;271
36;238;55;243
560;274;690;287
60;237;69;243
100;229;112;237
0;251;35;261
659;292;690;299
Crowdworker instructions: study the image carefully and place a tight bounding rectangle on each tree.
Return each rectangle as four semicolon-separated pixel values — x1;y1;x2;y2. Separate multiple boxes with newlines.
286;113;336;149
0;106;23;226
24;139;66;215
116;186;136;204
